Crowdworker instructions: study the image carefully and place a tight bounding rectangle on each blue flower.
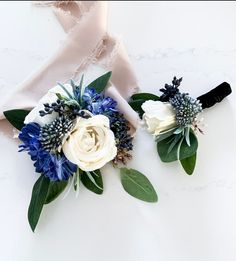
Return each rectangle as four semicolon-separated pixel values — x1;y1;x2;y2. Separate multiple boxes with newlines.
82;87;118;115
19;123;77;181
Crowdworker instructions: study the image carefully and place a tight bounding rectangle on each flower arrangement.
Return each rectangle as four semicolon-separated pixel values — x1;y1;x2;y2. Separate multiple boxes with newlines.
129;77;231;175
4;72;157;232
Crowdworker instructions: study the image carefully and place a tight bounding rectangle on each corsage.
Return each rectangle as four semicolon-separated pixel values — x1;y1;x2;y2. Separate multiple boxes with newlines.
129;77;232;175
4;72;158;232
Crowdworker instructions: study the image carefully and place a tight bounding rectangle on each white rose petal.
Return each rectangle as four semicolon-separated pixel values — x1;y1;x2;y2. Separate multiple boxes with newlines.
141;100;176;135
62;115;117;171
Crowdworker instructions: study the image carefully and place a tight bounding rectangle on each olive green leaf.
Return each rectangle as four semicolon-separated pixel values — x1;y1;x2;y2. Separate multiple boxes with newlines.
180;152;197;175
157;130;198;162
80;169;103;194
120;168;158;203
130;93;159;101
28;175;50;232
45;180;68;204
129;93;159;118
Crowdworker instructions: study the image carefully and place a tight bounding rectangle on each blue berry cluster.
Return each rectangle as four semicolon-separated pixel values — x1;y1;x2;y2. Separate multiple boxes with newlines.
159;76;182;102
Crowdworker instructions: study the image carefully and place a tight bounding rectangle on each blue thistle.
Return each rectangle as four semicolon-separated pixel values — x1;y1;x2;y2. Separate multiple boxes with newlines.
169;93;202;127
40;115;74;152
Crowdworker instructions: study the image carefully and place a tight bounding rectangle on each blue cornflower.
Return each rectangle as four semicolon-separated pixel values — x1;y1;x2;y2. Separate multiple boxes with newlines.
19;123;77;181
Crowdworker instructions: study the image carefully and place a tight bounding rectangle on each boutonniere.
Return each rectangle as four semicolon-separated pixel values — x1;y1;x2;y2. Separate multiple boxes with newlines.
4;72;157;232
129;77;232;175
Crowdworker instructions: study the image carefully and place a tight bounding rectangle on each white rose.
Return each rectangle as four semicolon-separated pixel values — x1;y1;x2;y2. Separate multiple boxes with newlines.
141;100;176;135
62;115;117;171
24;84;73;126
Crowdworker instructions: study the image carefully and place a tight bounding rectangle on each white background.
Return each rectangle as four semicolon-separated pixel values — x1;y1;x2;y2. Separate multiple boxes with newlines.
0;1;236;261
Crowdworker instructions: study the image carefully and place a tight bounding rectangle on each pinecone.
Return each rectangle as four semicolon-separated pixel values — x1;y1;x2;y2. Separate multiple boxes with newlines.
39;115;74;152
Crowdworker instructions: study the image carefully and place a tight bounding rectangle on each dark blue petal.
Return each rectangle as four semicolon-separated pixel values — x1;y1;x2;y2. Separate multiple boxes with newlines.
18;123;77;181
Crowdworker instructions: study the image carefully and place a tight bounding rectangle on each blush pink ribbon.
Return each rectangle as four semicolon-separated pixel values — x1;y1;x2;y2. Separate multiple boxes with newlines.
0;1;139;135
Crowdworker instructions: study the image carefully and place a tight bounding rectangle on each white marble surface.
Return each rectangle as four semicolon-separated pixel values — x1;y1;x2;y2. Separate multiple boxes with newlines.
0;1;236;261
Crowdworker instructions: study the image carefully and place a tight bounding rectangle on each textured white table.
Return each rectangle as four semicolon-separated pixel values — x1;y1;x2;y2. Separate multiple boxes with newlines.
0;1;236;261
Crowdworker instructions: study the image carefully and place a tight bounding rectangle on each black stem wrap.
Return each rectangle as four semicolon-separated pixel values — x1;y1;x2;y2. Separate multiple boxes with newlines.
197;82;232;109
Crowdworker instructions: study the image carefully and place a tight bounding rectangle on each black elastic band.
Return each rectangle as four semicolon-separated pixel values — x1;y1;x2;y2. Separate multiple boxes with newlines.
197;82;232;109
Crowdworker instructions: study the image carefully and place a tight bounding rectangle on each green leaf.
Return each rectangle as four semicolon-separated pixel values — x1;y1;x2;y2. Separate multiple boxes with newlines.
45;180;68;204
57;82;74;99
167;133;182;154
184;127;191;146
28;175;50;232
55;93;70;101
157;130;198;162
130;93;159;101
73;170;80;191
179;130;198;160
157;134;182;162
180;153;197;175
79;74;85;104
3;109;30;130
128;99;145;117
80;169;103;194
156;127;177;142
129;93;160;118
120;168;158;203
87;71;112;93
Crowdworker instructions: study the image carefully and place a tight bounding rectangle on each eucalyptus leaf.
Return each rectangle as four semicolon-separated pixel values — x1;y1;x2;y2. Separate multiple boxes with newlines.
87;71;112;93
45;180;68;204
180;152;197;175
4;109;30;131
28;175;50;232
120;168;158;203
80;169;103;194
